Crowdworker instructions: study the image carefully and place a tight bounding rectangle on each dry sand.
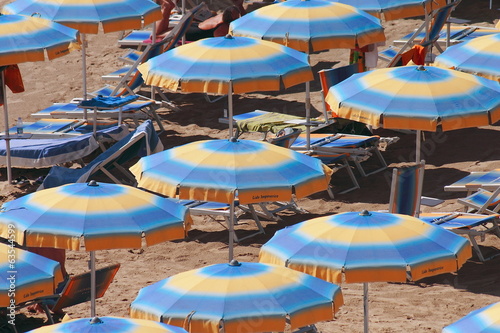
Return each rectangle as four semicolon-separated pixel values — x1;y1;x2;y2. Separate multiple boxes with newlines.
1;0;500;332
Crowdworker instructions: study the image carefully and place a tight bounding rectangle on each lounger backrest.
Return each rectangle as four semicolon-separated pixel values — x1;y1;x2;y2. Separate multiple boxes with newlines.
51;263;120;313
318;64;359;118
388;160;425;217
114;3;205;97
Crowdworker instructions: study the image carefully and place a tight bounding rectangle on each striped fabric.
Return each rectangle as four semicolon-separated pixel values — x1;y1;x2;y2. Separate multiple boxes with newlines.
0;182;191;251
389;164;422;216
0;244;64;306
333;0;447;21
443;301;500;333
325;65;500;131
130;138;332;205
137;35;313;95
434;33;500;82
0;14;79;66
259;210;472;283
26;316;188;333
2;0;162;34
230;0;385;53
130;261;343;333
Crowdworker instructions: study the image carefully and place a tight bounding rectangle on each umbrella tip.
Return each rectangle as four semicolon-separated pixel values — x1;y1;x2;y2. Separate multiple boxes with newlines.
229;259;241;266
359;210;371;216
90;317;103;324
225;34;234;39
87;180;99;187
417;65;426;71
229;137;238;143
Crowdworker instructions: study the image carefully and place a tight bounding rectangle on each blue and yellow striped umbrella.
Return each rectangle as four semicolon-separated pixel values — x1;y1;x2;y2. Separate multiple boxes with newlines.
27;316;188;333
2;0;162;34
332;0;446;21
259;210;471;284
442;301;500;333
130;138;332;205
0;14;80;66
325;65;500;132
434;33;500;83
130;261;343;333
138;35;313;95
260;210;471;332
0;181;191;251
1;243;64;306
229;0;385;54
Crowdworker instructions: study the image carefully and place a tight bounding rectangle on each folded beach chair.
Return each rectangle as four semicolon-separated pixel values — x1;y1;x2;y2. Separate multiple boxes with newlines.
38;120;163;190
318;63;359;119
382;0;461;67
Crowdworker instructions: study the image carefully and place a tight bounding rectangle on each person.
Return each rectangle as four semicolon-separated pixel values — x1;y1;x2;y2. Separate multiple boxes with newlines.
186;0;246;41
144;0;177;43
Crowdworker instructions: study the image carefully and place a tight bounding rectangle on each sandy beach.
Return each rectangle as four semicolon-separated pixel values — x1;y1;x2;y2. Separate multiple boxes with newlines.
1;0;500;331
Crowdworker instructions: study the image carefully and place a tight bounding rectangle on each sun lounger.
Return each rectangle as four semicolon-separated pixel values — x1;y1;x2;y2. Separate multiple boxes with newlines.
20;264;120;326
290;132;387;177
444;170;500;195
38;120;162;189
6;119;121;139
419;212;500;262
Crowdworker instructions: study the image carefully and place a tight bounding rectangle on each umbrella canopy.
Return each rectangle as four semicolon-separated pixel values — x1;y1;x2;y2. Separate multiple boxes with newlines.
0;13;80;65
129;138;332;205
229;0;385;54
0;181;191;251
1;243;64;306
442;301;500;333
434;32;500;83
325;65;500;132
2;0;162;100
26;316;188;333
2;0;161;34
260;210;472;332
130;260;343;333
260;210;471;284
332;0;446;21
0;13;80;184
137;34;313;135
0;180;191;316
130;138;332;260
325;65;500;161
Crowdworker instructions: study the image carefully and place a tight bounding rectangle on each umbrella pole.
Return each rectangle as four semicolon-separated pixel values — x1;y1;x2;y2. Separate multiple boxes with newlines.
81;33;88;101
229;201;235;261
363;282;369;333
90;251;96;317
228;82;234;138
416;130;421;162
305;81;311;151
1;72;13;184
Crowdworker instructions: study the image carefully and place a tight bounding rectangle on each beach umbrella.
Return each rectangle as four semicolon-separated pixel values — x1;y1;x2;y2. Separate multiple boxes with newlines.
2;0;162;100
130;138;332;260
325;65;500;161
434;33;500;83
0;13;80;184
1;243;64;307
136;34;313;137
0;180;192;317
130;260;343;333
442;301;500;333
229;0;385;149
26;316;188;333
332;0;446;21
259;210;472;333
